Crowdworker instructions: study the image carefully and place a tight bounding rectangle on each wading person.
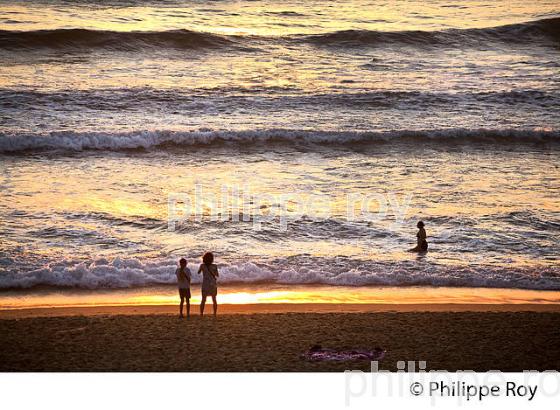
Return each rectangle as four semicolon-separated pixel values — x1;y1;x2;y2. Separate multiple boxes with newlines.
410;221;428;252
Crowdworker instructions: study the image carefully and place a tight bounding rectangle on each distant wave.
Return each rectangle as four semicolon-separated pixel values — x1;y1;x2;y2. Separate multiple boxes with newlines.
0;128;558;153
2;88;558;110
0;256;558;290
0;28;247;51
301;17;560;48
0;17;558;51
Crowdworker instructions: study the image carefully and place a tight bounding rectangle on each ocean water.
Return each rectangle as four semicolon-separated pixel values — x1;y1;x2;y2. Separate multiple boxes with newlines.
0;0;559;299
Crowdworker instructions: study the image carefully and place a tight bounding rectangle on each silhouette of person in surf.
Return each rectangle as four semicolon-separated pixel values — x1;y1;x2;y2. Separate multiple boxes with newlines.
410;221;428;252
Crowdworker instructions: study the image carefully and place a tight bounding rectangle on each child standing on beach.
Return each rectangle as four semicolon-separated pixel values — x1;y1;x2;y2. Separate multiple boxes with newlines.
176;258;191;318
198;252;219;317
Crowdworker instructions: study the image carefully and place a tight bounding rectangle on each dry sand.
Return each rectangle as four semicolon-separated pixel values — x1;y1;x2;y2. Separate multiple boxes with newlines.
1;304;559;371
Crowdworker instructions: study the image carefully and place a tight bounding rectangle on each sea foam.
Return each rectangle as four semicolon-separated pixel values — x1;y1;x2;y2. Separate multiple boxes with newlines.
0;128;558;153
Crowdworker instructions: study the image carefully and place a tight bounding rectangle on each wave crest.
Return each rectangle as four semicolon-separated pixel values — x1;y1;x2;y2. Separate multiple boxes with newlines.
1;257;558;290
301;17;560;47
1;17;558;51
0;128;558;153
0;28;243;51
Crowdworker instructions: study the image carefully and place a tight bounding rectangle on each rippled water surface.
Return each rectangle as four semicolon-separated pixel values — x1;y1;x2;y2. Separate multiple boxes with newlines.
0;0;559;296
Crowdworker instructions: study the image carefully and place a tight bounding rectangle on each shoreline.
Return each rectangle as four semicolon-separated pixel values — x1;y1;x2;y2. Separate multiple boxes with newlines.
3;302;560;319
2;284;560;312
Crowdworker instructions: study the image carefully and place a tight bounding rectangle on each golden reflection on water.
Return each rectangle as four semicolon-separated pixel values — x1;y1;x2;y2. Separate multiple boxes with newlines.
1;1;558;300
2;286;560;309
4;149;559;266
0;2;553;34
0;1;557;95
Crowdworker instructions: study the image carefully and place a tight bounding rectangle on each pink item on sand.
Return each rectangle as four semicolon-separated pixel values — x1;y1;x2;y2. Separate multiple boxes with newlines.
301;345;386;361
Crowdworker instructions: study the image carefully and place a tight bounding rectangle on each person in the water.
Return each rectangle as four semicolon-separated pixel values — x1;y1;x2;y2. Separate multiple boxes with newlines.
410;221;428;252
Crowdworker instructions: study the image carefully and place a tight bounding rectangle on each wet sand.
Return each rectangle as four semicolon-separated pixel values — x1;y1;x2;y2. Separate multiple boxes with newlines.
1;304;559;372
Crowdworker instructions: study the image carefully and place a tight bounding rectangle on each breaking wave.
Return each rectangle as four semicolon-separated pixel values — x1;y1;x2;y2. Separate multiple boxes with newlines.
0;256;558;290
0;128;558;153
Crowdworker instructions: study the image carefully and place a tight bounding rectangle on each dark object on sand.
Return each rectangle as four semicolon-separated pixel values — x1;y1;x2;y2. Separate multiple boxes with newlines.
301;344;386;361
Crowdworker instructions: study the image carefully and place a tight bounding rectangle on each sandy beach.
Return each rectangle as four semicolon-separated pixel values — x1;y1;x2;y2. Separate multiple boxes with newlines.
1;303;559;372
